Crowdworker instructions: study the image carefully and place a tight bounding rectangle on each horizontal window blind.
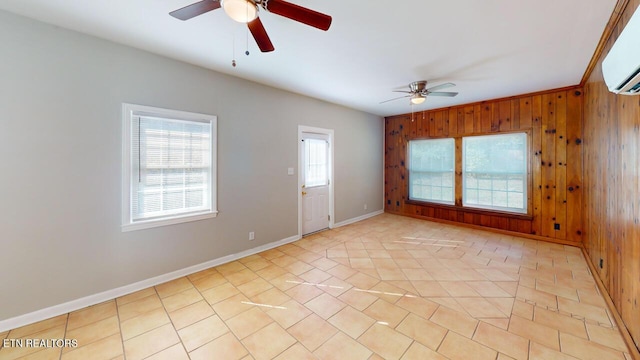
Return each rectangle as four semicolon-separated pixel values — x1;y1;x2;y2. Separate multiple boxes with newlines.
463;132;527;213
131;115;212;221
409;138;455;204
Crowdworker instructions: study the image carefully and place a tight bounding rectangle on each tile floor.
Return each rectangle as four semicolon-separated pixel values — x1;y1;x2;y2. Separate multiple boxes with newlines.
0;214;633;360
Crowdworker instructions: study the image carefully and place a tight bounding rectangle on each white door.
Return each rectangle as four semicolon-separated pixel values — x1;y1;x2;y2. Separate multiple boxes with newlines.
301;133;330;235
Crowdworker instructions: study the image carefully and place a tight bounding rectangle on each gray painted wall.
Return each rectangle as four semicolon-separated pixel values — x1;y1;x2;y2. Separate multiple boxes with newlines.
0;10;383;320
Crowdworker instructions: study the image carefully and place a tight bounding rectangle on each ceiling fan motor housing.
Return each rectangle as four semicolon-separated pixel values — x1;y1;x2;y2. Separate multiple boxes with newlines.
409;81;428;93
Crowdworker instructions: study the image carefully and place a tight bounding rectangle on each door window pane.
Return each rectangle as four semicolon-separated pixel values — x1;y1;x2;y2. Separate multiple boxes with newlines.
305;138;328;187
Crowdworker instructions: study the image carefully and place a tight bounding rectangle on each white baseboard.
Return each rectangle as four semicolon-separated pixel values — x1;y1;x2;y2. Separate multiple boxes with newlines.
0;211;386;332
0;234;301;333
333;210;384;228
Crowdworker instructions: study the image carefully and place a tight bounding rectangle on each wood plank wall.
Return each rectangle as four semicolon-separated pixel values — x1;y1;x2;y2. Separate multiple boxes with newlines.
384;88;584;245
583;0;640;350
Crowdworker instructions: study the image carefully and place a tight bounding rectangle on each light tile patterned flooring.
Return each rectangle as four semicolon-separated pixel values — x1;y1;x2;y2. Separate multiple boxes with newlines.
0;214;633;360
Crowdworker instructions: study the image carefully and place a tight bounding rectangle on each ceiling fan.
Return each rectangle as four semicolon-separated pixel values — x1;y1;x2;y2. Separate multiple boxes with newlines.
381;81;458;105
169;0;332;53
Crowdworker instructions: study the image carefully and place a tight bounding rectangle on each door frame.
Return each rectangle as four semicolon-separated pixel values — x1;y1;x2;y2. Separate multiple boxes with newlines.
298;125;335;237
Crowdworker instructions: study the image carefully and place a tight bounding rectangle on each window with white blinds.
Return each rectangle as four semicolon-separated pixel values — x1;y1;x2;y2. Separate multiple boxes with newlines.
122;104;217;231
463;132;527;213
408;138;455;205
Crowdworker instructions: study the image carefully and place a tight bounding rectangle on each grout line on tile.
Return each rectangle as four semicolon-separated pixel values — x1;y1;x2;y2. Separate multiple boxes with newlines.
56;314;69;360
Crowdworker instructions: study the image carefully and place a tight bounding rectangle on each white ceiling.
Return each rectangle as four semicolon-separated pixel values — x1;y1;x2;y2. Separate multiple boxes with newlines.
0;0;617;116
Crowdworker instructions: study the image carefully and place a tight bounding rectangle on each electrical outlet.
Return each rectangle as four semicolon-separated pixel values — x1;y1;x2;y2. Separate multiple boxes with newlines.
364;204;368;210
249;231;255;241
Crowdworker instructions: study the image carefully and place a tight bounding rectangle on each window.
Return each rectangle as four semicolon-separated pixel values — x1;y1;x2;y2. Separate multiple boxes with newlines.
304;138;328;187
463;133;527;213
408;138;455;204
406;132;529;215
122;103;217;231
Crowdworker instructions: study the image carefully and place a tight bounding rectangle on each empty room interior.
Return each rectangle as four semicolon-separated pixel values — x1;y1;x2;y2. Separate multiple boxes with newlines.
1;0;639;359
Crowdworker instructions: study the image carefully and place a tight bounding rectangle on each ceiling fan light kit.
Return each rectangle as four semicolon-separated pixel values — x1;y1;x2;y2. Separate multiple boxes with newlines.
222;0;257;23
410;94;426;105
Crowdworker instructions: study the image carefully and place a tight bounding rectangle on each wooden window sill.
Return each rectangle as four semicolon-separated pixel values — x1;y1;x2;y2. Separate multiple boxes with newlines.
405;200;533;221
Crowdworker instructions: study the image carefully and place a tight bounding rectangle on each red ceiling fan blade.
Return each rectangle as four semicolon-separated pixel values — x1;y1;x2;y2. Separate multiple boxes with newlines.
266;0;332;31
170;0;221;21
248;17;275;52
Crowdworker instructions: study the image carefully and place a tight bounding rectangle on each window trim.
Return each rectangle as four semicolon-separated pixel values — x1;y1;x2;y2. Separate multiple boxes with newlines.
121;103;218;232
405;130;532;217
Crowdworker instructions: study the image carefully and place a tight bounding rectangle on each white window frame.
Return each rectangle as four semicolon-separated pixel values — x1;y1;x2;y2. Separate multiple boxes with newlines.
462;132;527;214
408;138;456;205
121;103;217;232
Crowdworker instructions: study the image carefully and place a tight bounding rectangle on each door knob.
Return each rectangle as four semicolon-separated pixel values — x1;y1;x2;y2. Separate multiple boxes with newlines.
302;191;307;195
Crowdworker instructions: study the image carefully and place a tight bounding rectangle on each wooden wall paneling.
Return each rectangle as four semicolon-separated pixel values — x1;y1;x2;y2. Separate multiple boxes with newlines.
519;218;532;234
620;93;640;348
387;117;397;212
448;108;458;136
531;95;543;235
417;112;427;137
480;214;491;227
464;106;474;134
393;116;402;213
442;109;450;137
582;82;595;265
463;212;474;224
540;93;557;238
473;104;482;133
490;216;501;229
585;74;598;264
457;108;465;136
511;99;521;129
499;100;512;132
608;87;622;312
581;0;640;351
554;92;568;240
508;218;519;232
565;90;583;242
481;103;493;133
434;110;445;137
426;111;436;137
398;119;408;213
434;207;444;220
404;203;416;217
423;206;434;218
603;77;616;288
384;117;393;212
584;78;606;281
519;97;532;129
409;115;418;138
455;137;463;206
491;101;502;132
384;87;583;244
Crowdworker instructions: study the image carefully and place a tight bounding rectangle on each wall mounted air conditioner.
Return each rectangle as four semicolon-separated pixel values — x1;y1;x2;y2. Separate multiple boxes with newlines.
602;5;640;95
